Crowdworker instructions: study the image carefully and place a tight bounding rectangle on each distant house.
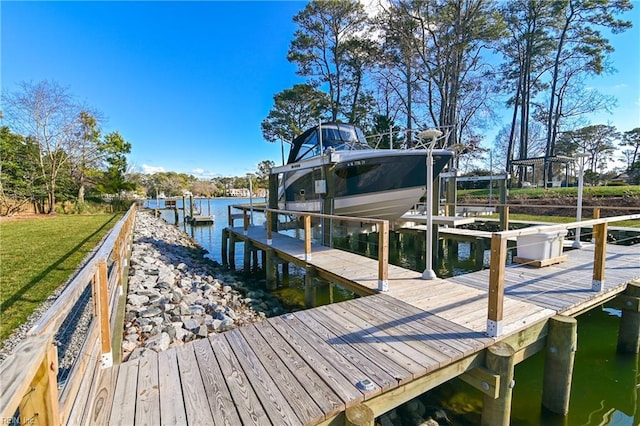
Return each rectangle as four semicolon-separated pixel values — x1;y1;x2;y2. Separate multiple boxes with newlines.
227;188;250;197
612;173;630;184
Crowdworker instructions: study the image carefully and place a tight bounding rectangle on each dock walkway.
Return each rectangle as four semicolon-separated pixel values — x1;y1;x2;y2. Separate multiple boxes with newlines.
83;226;638;425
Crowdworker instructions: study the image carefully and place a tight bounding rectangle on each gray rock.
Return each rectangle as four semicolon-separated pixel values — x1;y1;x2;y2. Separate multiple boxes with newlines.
139;307;162;318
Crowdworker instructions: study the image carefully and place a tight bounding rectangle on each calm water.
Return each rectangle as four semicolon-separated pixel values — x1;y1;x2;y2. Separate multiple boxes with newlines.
146;197;638;425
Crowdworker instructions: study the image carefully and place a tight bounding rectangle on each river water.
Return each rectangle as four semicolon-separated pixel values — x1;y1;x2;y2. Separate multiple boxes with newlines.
146;197;638;426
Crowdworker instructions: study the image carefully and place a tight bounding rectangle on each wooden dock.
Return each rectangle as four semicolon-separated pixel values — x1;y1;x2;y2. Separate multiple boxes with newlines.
76;223;639;425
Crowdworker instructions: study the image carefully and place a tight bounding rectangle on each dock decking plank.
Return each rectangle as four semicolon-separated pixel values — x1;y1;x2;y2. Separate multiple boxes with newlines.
109;358;139;426
324;301;439;374
308;306;425;381
191;338;243;426
209;333;272;425
263;315;366;406
250;321;345;418
225;329;303;425
346;298;462;365
239;324;328;424
176;344;216;425
135;352;161;426
281;312;399;393
157;348;188;426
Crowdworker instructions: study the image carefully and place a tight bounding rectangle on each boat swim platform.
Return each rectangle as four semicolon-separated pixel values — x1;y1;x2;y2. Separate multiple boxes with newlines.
80;226;639;425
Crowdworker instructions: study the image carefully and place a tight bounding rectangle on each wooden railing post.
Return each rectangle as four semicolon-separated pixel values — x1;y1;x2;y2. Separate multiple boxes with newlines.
266;210;273;245
377;221;389;292
500;205;510;231
487;234;507;337
243;210;249;235
304;214;312;261
96;260;113;367
592;222;607;291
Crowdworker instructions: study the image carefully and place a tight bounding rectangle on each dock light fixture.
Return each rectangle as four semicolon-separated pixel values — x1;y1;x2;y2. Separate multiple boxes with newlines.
418;128;443;280
573;153;590;249
247;173;255;226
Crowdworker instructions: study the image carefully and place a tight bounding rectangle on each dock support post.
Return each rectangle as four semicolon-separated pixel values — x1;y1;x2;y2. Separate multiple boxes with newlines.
487;234;507;337
592;222;607;291
229;233;236;270
345;404;374;426
253;248;259;272
542;315;577;415
243;241;252;273
500;205;509;231
221;229;228;267
304;266;317;308
614;280;640;354
481;342;515;426
282;262;290;287
265;249;278;290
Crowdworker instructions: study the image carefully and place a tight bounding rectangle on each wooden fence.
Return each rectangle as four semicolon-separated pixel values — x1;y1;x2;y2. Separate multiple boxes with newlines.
0;204;136;425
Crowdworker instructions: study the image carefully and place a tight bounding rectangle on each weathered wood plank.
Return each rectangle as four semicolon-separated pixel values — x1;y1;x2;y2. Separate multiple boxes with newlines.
66;340;101;426
324;302;437;374
239;324;327;424
251;319;348;417
158;348;188;426
191;338;242;426
208;333;271;425
83;364;118;425
110;358;139;426
225;329;302;425
176;343;216;425
285;312;398;393
135;353;160;425
302;308;416;385
263;315;366;406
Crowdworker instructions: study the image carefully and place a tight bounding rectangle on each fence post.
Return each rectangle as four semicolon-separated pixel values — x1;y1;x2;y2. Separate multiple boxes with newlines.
377;221;389;292
487;234;507;337
19;339;60;426
592;222;607;291
96;260;113;367
304;215;312;261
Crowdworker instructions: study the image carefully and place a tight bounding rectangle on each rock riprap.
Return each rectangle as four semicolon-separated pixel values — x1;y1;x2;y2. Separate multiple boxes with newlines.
123;211;266;360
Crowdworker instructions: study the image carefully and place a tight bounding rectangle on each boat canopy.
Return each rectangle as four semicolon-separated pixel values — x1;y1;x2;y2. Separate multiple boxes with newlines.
287;123;369;164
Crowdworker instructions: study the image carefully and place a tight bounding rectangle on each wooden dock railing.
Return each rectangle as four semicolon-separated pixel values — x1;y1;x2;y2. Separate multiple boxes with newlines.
228;205;390;291
0;204;136;425
486;213;640;337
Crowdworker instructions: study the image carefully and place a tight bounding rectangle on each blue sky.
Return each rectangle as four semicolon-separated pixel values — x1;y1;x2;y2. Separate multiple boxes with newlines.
2;1;639;178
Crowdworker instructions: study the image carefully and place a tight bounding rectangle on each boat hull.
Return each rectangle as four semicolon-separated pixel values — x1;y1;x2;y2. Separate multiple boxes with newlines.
277;149;452;220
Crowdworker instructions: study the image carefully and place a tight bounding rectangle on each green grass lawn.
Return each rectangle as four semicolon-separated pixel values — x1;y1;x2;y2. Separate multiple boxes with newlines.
0;214;122;340
459;184;640;199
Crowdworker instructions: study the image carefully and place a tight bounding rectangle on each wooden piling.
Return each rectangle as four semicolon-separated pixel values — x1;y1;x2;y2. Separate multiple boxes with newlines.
481;342;515;426
243;241;252;273
345;404;374;426
221;229;228;267
229;233;236;270
282;262;290;287
542;315;577;415
265;249;278;290
613;280;640;354
304;266;317;308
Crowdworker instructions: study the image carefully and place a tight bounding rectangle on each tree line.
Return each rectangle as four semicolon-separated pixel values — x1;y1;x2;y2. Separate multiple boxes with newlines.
1;80;132;215
262;0;638;183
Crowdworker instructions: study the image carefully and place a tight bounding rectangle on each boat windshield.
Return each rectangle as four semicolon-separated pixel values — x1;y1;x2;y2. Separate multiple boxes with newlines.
288;124;369;163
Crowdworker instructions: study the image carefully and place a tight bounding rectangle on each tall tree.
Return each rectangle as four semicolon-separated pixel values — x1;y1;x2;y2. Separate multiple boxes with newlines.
498;0;556;178
0;127;41;215
555;124;618;171
543;0;632;180
288;0;372;123
621;127;640;168
394;0;505;149
70;110;102;205
96;131;133;195
261;84;329;164
4;80;78;213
